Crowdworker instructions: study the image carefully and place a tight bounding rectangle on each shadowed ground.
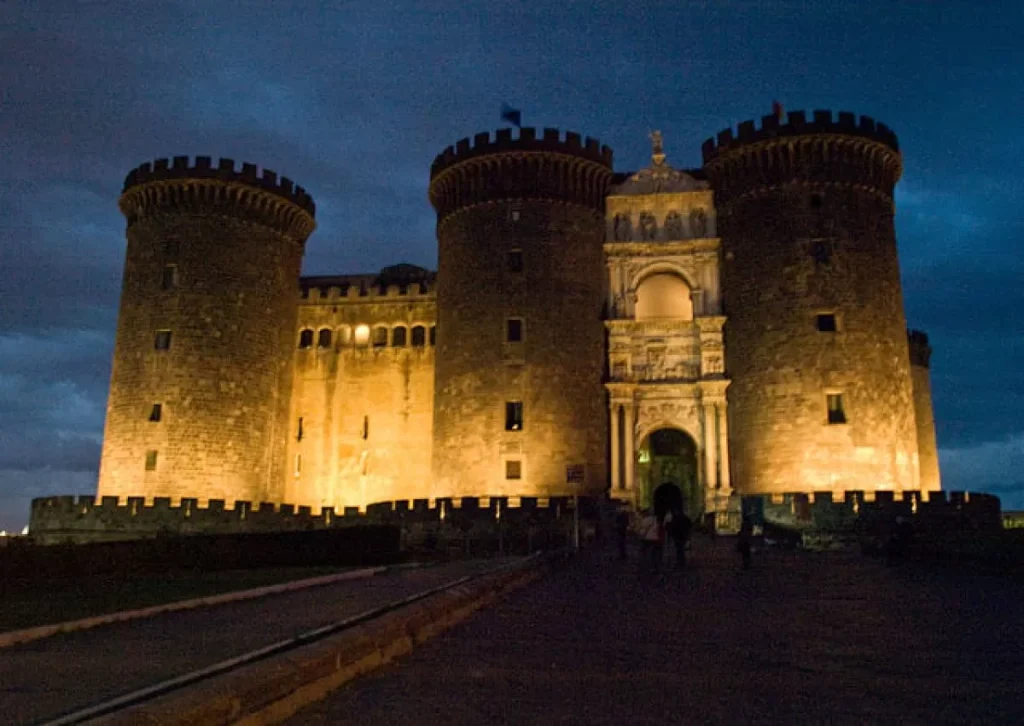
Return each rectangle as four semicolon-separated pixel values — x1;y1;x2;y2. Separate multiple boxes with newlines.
291;538;1024;725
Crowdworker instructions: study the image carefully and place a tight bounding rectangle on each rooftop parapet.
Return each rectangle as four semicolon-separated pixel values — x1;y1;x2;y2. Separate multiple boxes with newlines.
430;127;612;178
429;127;614;221
119;156;316;241
701;109;899;163
908;329;932;367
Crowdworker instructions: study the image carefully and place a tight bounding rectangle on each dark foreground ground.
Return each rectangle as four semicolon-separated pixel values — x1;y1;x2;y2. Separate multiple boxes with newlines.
291;538;1024;726
0;559;503;725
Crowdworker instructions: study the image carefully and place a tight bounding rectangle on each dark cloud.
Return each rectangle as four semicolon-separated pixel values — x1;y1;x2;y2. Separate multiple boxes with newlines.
2;0;1023;527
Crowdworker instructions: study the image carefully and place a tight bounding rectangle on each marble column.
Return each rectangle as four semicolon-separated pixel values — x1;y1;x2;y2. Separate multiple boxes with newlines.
610;404;621;491
624;403;636;494
703;403;717;491
716;402;731;493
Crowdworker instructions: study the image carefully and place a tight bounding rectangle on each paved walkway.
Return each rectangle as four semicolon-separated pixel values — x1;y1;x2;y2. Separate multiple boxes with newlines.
1;560;501;725
290;539;1024;725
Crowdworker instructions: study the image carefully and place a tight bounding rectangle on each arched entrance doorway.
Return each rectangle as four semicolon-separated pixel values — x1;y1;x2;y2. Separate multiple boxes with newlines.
637;428;702;518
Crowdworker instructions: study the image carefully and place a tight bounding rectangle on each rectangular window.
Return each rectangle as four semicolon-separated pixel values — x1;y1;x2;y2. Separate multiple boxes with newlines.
506;460;522;480
154;330;172;350
149;403;162;422
506;318;523;343
161;264;178;291
816;314;837;332
145;450;158;471
827;394;847;424
507;249;523;272
505;401;523;431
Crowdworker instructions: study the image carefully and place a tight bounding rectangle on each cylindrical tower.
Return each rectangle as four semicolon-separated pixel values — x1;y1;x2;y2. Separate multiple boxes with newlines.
909;330;941;491
97;156;315;503
428;128;613;498
702;110;919;493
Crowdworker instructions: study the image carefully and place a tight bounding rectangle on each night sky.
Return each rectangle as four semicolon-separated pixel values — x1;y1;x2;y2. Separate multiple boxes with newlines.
1;1;1021;530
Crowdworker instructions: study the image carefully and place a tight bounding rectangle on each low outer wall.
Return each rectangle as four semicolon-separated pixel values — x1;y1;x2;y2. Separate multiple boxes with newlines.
29;495;598;546
743;490;1002;535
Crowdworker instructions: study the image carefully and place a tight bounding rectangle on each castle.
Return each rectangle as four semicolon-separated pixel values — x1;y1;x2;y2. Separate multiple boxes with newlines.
87;108;943;528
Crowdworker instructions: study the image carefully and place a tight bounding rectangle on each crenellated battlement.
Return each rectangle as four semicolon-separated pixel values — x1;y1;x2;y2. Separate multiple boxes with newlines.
428;127;614;221
119;156;316;242
749;489;1002;534
908;329;932;367
28;494;592;544
430;127;612;176
701;110;903;204
299;267;437;302
701;109;899;161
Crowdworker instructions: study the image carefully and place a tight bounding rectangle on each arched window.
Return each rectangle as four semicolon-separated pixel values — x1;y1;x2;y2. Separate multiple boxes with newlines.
664;211;683;239
354;324;370;346
613;214;631;241
411;325;426;347
689;208;707;237
638;212;657;240
298;329;314;349
372;326;388;347
634;273;693;321
317;328;332;348
392;326;407;346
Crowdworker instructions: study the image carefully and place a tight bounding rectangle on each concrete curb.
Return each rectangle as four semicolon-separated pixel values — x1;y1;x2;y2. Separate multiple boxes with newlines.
90;551;566;725
0;566;388;650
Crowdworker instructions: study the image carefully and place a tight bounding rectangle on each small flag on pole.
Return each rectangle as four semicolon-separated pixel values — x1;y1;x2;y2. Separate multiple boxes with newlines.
501;103;522;128
771;100;784;120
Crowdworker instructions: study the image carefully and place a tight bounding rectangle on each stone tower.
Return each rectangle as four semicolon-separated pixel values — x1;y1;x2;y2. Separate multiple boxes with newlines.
428;128;613;498
702;110;920;494
97;157;315;503
909;330;941;491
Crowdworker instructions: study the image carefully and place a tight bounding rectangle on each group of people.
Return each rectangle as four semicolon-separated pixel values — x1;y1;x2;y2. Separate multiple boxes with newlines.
613;505;756;572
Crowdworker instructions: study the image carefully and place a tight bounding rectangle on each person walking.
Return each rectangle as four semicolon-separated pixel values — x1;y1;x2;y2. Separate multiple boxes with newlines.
670;508;692;570
638;509;662;574
737;515;753;569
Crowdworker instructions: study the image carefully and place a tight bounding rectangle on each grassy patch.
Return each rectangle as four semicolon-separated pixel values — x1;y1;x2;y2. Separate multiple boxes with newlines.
0;566;356;633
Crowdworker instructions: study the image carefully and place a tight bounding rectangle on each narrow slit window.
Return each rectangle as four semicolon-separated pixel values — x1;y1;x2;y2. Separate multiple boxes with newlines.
816;314;837;332
161;264;178;291
362;415;369;440
505;401;523;431
506;318;523;343
507;249;523;272
297;417;304;442
145;450;158;471
506;460;522;480
827;394;847;425
149;403;162;422
154;330;172;350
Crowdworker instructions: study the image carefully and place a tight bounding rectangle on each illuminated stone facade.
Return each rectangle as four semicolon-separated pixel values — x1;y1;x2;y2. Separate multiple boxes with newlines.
95;109;941;520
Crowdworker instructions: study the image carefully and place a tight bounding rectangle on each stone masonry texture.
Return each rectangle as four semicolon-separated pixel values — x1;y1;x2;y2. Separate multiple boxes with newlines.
58;112;951;538
703;115;920;494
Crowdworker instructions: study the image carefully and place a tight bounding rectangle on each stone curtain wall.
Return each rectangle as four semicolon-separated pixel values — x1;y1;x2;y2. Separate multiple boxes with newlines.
286;284;436;511
703;112;920;495
98;158;314;505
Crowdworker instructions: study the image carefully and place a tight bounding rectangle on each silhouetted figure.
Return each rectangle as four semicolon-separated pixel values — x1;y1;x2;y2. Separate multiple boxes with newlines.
886;515;914;564
737;515;753;569
669;509;692;570
705;511;717;545
639;509;662;574
614;509;630;560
